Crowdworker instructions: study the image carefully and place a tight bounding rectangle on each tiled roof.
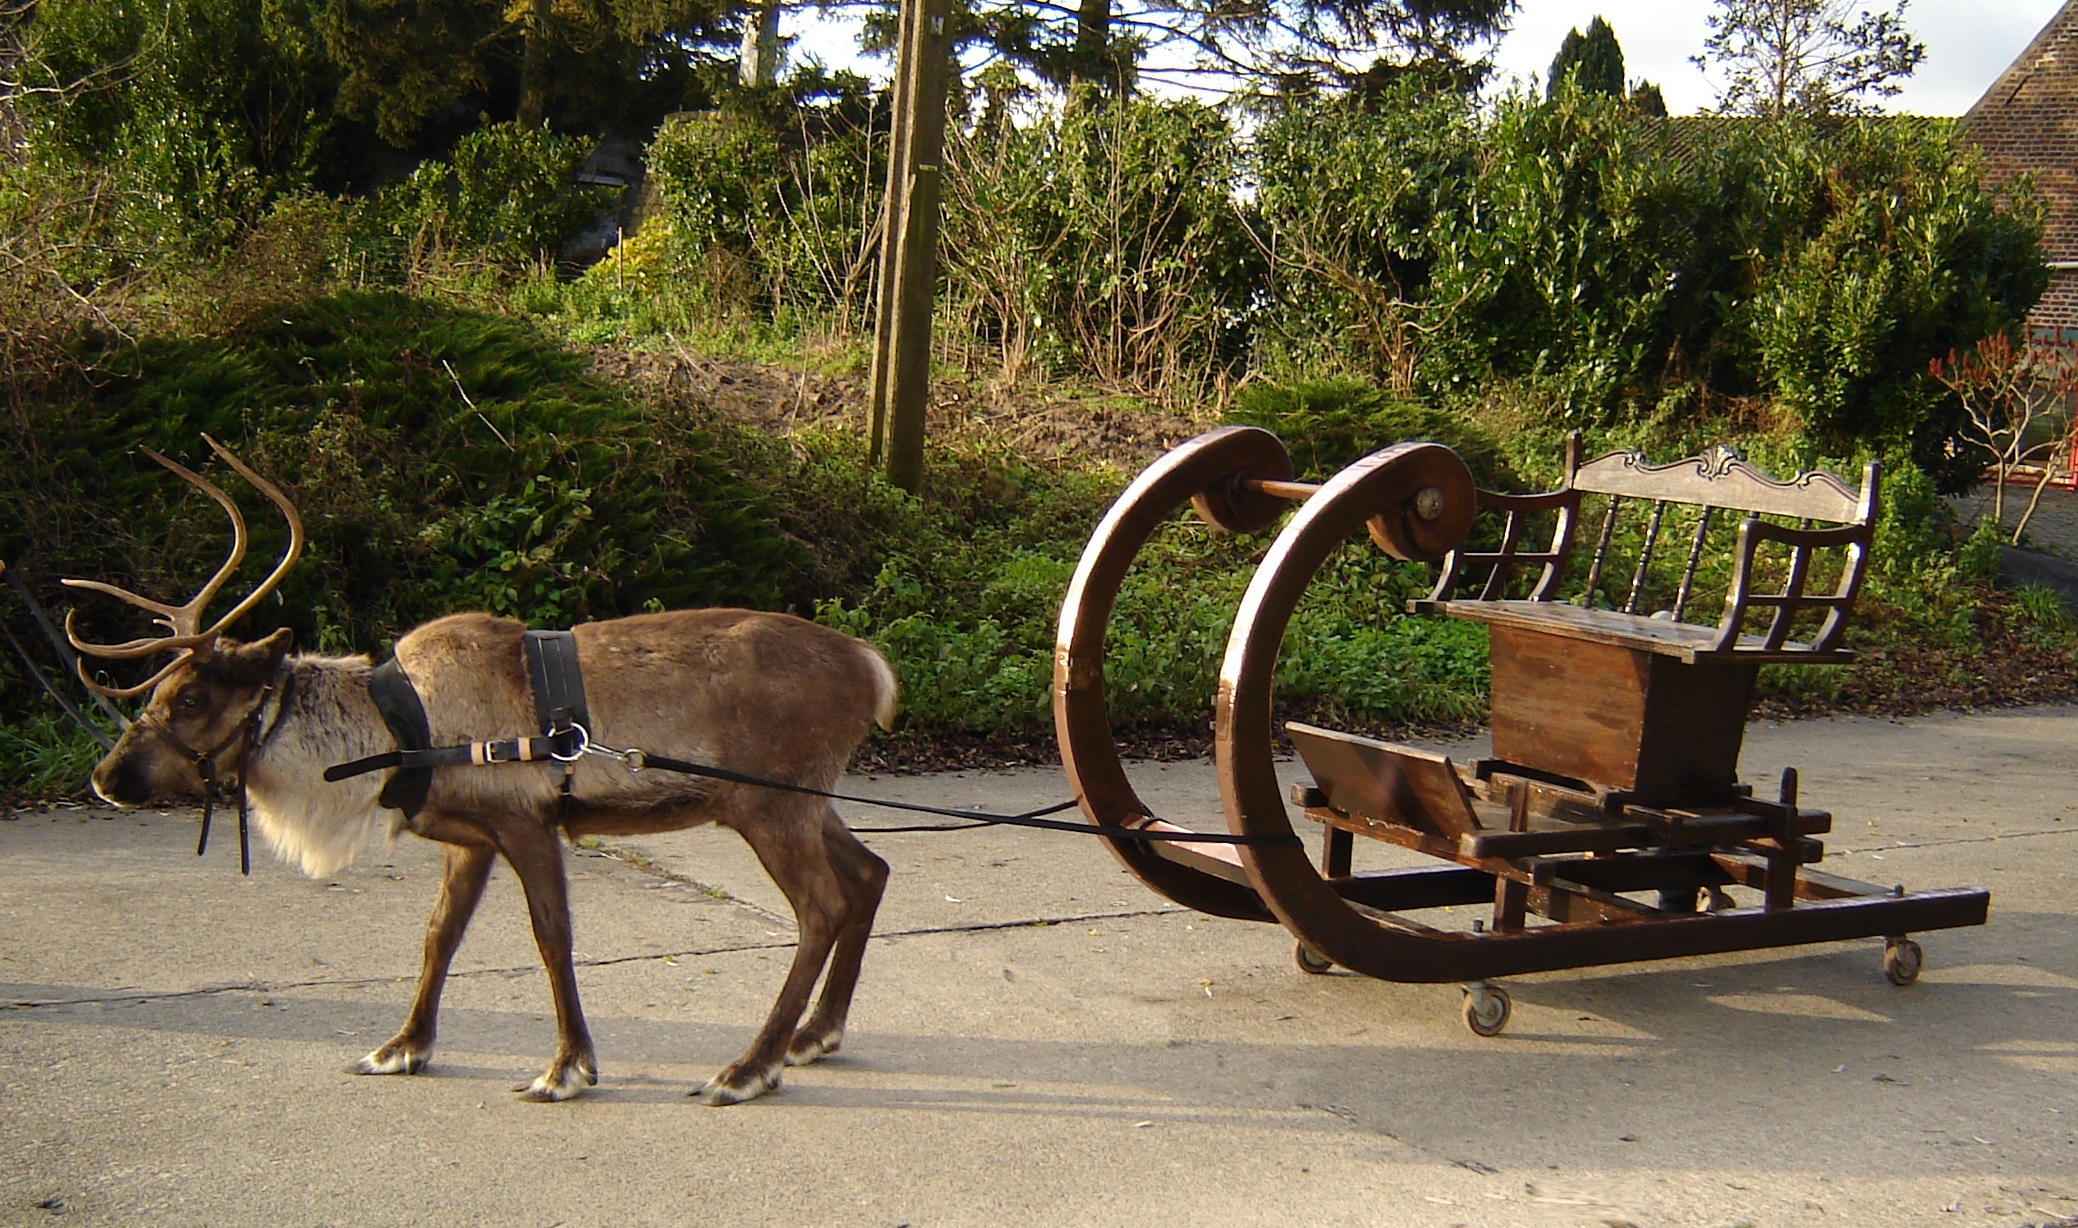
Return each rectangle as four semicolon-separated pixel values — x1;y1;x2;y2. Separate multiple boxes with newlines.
1960;0;2078;262
1634;112;1947;168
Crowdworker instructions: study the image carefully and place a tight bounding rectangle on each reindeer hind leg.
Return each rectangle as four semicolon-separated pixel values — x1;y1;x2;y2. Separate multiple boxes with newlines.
787;808;887;1067
700;801;853;1105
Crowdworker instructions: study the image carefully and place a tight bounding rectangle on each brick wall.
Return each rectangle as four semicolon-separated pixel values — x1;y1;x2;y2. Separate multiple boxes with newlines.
2030;270;2078;340
1959;0;2078;334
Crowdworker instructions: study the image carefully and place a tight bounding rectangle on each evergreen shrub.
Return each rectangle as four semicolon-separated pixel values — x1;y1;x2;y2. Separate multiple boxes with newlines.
1252;89;2044;485
357;123;613;274
1;291;808;669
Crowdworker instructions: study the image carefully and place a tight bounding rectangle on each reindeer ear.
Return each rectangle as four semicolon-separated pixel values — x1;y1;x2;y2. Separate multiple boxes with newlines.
217;627;294;683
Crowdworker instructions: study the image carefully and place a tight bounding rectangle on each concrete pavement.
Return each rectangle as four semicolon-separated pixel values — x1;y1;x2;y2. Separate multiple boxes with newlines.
2;709;2075;1227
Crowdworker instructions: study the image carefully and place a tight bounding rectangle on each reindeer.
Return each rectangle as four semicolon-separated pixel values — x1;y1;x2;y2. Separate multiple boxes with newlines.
68;438;896;1104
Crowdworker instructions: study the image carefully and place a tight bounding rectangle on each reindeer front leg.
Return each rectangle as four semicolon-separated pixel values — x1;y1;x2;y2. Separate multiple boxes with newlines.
353;838;494;1077
497;819;598;1102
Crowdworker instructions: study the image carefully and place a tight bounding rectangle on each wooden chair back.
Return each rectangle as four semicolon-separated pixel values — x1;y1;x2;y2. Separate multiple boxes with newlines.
1428;435;1879;657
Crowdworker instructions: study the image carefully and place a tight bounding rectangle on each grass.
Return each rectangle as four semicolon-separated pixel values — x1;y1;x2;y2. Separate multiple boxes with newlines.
0;713;117;804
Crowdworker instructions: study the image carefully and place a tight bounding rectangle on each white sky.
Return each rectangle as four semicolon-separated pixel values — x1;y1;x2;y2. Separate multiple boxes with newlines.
1491;0;2064;114
791;0;2068;115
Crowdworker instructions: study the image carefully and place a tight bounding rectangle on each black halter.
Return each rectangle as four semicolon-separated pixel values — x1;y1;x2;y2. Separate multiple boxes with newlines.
138;668;293;876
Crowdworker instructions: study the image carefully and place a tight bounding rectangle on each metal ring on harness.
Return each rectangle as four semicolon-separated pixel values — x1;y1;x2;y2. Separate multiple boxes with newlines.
551;722;589;763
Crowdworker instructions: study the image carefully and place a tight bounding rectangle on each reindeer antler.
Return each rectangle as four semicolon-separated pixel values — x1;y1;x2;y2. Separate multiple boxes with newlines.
63;436;306;699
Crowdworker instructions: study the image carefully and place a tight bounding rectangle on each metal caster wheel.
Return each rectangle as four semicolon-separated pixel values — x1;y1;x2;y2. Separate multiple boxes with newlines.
1655;886;1700;914
1884;938;1924;986
1461;982;1511;1037
1294;941;1335;975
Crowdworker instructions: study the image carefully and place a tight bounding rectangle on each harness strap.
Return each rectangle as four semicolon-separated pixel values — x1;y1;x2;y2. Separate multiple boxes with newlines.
523;630;590;733
618;751;1304;847
228;675;280;877
523;630;589;803
330;641;595;812
366;658;435;818
323;733;577;782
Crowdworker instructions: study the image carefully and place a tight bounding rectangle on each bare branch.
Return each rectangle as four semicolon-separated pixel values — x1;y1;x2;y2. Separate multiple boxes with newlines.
1694;0;1924;116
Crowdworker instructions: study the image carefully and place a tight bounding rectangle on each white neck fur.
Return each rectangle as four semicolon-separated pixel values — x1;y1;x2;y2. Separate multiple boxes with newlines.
243;654;400;878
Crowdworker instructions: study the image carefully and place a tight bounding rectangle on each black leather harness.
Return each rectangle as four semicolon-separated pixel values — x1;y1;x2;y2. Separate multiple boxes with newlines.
324;631;591;818
320;629;1299;848
366;657;436;817
524;629;589;804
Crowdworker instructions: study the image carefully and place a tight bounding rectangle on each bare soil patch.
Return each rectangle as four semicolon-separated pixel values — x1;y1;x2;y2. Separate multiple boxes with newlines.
590;347;1208;465
1753;596;2078;723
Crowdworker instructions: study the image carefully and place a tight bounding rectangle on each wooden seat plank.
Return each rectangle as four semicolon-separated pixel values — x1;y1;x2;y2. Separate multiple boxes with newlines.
1286;723;1484;838
1428;599;1856;664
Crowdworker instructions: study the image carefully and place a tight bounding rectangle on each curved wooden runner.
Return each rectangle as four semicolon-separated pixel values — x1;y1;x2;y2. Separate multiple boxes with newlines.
1053;427;1291;922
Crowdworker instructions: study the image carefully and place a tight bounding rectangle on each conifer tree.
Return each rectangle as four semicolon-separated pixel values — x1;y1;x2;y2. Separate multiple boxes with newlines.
1548;15;1624;98
321;0;733;145
890;0;1512;99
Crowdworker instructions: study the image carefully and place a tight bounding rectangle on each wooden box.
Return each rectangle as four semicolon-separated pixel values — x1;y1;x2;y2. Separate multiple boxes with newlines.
1486;623;1758;804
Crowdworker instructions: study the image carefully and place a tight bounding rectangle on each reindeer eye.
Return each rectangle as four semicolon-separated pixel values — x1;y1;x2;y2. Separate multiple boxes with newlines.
177;692;202;711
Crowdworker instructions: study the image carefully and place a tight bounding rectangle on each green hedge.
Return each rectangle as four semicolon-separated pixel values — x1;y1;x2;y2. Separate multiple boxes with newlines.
1253;89;2044;488
1;290;809;663
610;87;2042;483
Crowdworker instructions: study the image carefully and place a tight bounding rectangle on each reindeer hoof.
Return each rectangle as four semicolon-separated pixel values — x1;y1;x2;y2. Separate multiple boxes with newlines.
516;1056;597;1103
785;1027;843;1067
350;1042;430;1076
696;1064;780;1105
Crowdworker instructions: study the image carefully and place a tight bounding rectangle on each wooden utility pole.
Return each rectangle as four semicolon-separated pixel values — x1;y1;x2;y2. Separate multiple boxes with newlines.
865;0;916;471
517;0;553;126
867;0;954;493
737;0;784;87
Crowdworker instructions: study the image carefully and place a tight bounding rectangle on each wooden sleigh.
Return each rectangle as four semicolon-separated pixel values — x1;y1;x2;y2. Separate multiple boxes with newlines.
1053;427;1988;1035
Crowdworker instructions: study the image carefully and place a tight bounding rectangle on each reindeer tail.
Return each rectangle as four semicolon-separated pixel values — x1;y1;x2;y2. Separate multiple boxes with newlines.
860;642;899;731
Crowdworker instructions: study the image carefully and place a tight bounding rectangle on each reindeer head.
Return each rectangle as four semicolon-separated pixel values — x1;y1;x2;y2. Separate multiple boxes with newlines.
66;437;304;806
